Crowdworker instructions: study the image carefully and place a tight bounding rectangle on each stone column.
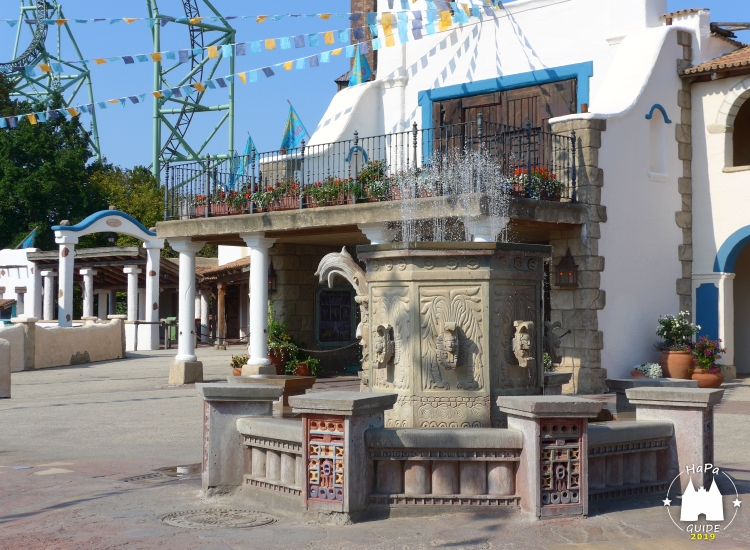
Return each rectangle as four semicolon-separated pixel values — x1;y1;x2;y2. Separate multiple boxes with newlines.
56;235;78;327
358;223;398;244
27;263;42;320
41;271;57;321
199;289;210;343
626;387;724;491
215;282;227;350
497;395;602;518
144;241;163;351
80;269;97;319
168;238;206;384
123;267;142;322
108;292;116;317
96;290;108;320
549;117;608;394
239;282;248;340
196;383;283;491
240;233;277;375
290;391;398;519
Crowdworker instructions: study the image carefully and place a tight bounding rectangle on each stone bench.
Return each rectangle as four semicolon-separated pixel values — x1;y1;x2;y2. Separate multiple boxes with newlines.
236;417;304;496
365;428;523;506
606;378;698;417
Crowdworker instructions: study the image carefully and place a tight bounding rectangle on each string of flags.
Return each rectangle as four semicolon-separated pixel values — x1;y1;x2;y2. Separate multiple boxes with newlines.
0;4;504;130
7;3;501;77
0;1;503;28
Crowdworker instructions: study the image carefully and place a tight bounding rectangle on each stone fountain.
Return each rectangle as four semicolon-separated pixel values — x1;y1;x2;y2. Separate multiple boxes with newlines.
316;241;551;428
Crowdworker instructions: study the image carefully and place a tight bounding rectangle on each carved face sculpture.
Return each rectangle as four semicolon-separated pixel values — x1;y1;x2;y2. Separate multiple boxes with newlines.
512;321;535;368
437;322;459;370
373;324;394;368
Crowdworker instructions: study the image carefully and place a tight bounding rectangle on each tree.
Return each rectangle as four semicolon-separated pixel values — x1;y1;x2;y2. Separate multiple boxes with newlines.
0;75;106;251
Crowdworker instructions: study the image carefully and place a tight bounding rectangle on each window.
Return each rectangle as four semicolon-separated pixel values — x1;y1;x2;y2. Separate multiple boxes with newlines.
734;99;750;167
314;286;356;347
649;109;667;180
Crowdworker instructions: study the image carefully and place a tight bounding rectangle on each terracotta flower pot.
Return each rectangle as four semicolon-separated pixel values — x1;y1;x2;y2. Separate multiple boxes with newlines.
691;371;724;388
232;368;242;376
268;348;288;375
295;364;312;377
658;351;694;379
630;370;647;379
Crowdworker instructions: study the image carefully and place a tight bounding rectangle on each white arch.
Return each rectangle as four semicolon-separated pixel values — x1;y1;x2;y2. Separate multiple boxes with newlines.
711;75;750;133
51;209;163;247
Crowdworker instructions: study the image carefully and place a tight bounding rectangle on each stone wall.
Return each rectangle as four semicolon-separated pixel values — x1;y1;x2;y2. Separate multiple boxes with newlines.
549;119;608;394
34;319;124;369
0;324;25;372
675;30;694;315
270;244;358;371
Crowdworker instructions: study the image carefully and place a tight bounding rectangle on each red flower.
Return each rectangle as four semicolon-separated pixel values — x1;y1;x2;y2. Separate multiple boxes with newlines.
244;193;250;199
267;186;273;191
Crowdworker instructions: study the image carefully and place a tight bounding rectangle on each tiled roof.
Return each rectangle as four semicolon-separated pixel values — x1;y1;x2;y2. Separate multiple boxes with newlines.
684;46;750;75
0;299;16;309
197;256;250;277
661;8;708;20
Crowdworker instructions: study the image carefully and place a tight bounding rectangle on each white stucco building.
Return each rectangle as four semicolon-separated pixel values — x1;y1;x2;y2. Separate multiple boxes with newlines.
169;0;747;390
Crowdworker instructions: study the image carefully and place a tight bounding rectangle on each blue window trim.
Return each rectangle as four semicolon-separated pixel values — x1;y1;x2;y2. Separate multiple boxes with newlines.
645;104;672;124
714;224;750;273
417;61;594;134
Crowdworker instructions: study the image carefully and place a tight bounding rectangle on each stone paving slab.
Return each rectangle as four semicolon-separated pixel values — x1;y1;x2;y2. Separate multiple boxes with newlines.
1;348;749;549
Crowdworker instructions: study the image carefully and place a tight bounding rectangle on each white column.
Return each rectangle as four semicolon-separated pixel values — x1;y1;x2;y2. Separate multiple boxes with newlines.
80;269;97;318
358;223;398;245
108;291;116;316
241;233;277;374
96;290;108;319
144;241;164;350
123;267;142;322
41;270;57;321
55;235;78;327
27;263;42;319
170;239;206;363
138;291;147;320
199;289;210;343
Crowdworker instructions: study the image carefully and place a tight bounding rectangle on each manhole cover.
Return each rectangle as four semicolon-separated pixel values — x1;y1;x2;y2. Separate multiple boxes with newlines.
162;509;277;529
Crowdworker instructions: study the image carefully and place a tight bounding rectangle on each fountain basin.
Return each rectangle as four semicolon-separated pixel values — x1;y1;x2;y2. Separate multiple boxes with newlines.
228;375;317;416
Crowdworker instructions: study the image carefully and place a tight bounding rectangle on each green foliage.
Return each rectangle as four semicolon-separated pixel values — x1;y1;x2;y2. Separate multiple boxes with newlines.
87;164;163;248
285;356;320;377
543;352;554;372
230;355;249;370
656;311;700;351
692;337;726;372
634;363;663;378
0;75;105;251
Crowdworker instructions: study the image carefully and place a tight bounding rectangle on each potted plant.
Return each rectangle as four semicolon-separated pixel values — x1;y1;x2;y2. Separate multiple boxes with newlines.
286;356;320;377
655;312;700;379
631;363;663;379
691;336;726;388
230;354;249;376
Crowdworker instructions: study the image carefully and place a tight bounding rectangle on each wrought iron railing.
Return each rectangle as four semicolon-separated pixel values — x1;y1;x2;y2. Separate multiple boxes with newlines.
162;116;576;220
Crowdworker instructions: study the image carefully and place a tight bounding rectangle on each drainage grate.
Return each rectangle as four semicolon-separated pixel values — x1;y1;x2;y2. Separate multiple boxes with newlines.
121;472;176;484
162;509;277;529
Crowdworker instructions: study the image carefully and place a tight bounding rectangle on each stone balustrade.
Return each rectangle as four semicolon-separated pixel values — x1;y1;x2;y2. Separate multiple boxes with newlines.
236;417;305;496
365;428;522;506
588;421;674;501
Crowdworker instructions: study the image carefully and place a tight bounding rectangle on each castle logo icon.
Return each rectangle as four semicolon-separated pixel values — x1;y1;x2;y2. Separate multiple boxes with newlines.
680;476;724;522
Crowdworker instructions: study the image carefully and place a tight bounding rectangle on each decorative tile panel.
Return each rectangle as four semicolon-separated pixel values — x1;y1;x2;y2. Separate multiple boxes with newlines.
540;420;582;510
306;415;345;503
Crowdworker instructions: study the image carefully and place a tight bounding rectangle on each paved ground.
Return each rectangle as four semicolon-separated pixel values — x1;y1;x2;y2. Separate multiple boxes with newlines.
1;347;749;549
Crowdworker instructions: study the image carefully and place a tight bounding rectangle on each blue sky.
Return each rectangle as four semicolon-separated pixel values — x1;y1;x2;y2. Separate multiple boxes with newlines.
0;1;747;169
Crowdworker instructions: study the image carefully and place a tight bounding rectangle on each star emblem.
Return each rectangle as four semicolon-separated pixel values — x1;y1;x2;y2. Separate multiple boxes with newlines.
733;498;742;508
663;498;672;506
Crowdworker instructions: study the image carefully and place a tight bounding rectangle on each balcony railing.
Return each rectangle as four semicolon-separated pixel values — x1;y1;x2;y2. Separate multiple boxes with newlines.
162;117;577;220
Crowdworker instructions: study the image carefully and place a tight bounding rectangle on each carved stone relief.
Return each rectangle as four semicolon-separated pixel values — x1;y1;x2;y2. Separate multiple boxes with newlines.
420;287;484;391
385;395;491;428
512;321;536;370
492;286;538;390
371;287;410;390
